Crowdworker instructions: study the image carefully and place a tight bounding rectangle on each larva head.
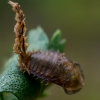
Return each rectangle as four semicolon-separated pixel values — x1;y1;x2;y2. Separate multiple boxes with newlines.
63;63;84;95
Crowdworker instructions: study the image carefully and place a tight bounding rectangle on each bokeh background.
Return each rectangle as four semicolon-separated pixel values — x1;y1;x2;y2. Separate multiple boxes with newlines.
0;0;100;100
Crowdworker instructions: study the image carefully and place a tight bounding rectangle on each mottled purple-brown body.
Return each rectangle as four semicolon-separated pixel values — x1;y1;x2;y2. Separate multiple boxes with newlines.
27;51;84;95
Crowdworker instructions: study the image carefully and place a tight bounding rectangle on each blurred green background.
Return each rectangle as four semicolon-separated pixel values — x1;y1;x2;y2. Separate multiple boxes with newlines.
0;0;100;100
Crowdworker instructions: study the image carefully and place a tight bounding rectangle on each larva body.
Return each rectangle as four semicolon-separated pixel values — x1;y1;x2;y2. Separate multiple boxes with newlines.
27;51;84;95
9;1;84;95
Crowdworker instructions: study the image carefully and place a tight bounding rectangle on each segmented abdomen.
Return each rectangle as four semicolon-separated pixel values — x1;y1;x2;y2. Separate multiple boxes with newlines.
27;51;73;86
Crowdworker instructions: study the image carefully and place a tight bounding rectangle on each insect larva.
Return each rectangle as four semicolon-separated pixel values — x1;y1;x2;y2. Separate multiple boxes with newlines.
27;51;84;95
9;1;84;95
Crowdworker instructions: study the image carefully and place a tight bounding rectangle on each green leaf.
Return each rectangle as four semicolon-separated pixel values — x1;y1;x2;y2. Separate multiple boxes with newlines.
27;26;49;51
49;29;66;52
58;39;66;52
0;55;41;100
50;29;61;44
